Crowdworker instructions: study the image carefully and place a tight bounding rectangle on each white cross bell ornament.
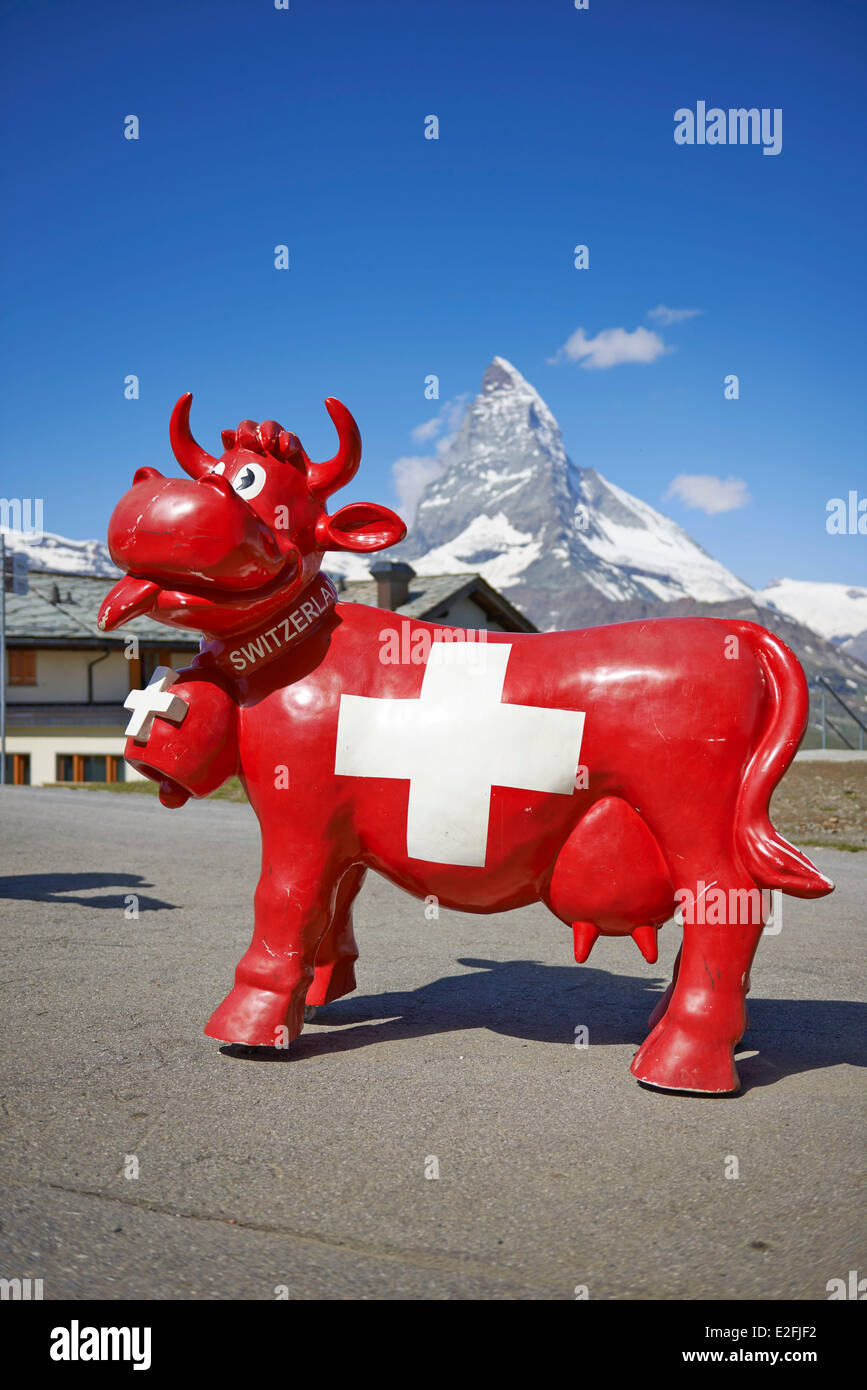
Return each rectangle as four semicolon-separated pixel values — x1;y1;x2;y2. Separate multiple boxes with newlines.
124;666;189;744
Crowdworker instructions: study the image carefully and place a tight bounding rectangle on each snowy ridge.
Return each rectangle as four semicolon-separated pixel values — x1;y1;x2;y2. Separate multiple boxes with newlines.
759;578;867;644
1;528;118;577
575;471;756;604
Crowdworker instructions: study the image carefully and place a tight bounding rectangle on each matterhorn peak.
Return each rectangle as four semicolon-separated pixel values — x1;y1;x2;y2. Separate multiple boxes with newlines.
397;357;756;629
476;356;562;434
481;356;530;393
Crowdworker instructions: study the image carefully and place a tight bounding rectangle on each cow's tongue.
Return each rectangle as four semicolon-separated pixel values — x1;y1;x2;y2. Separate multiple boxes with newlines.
97;575;161;631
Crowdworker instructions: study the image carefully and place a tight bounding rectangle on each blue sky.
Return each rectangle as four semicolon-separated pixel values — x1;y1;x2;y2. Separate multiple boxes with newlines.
1;0;864;589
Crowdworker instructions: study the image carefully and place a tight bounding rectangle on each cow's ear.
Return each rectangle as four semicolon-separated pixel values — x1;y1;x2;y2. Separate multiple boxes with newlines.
316;502;407;552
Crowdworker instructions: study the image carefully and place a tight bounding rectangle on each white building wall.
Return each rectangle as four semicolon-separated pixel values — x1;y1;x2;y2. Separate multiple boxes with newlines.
12;649;89;702
11;648;198;703
6;730;147;785
6;644;199;785
429;597;507;632
93;651;136;701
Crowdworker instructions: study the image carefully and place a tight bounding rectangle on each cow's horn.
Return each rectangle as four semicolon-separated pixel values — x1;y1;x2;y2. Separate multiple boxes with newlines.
304;398;362;499
169;393;219;479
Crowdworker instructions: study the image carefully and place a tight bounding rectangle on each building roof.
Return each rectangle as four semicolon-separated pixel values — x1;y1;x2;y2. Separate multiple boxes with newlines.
331;572;537;631
4;567;536;644
3;572;199;647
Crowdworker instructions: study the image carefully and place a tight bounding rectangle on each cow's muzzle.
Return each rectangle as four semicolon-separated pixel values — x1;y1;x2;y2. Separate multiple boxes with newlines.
106;468;285;594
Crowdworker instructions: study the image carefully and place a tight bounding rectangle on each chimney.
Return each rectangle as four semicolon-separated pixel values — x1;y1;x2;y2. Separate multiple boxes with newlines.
370;561;415;610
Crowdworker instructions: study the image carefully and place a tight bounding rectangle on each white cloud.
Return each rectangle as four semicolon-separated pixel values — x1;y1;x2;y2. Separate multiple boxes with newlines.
665;474;751;515
647;305;701;326
410;417;441;443
397;396;469;522
392;455;446;523
410;395;468;445
551;325;669;369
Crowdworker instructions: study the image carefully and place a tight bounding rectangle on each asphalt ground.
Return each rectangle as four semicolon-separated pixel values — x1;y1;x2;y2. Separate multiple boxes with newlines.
0;788;864;1300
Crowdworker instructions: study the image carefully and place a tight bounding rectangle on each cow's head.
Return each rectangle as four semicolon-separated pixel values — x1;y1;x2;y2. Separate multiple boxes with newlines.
98;393;406;639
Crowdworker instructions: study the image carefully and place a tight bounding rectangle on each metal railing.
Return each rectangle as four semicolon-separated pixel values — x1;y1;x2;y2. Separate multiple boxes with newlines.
818;675;867;750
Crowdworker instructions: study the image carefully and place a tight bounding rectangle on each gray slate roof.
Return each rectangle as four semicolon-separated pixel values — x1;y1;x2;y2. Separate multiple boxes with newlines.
329;572;537;630
3;573;199;647
5;569;535;644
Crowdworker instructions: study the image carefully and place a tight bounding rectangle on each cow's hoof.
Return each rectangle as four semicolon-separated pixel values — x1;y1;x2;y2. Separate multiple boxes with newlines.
631;1018;740;1095
204;984;300;1047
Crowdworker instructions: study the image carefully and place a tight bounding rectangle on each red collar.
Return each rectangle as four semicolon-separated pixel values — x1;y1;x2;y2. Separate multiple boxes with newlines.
202;573;338;680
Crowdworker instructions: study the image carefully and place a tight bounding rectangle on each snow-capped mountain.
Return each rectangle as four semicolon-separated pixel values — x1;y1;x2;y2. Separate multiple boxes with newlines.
393;356;757;630
7;368;862;672
0;528;118;577
759;578;867;644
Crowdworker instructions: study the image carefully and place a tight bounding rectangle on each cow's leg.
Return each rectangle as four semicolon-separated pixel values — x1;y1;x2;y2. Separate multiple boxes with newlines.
305;864;366;1010
204;842;347;1047
631;864;767;1094
648;945;752;1037
647;944;681;1030
648;947;752;1037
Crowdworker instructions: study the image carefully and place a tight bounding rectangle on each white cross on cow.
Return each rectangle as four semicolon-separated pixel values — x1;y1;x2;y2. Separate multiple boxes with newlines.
335;642;585;867
124;666;189;744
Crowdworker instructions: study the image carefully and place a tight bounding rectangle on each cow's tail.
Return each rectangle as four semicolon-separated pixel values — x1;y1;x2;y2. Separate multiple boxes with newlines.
733;623;834;898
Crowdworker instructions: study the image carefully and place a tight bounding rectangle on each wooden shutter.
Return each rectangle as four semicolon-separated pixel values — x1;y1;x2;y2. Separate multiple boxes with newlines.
8;649;36;685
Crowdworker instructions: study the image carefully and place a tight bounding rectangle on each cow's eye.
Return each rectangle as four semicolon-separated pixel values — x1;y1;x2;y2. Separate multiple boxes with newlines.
231;462;266;500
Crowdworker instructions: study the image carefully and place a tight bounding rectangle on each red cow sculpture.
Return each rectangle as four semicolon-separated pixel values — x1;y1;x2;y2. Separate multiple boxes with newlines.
99;393;834;1094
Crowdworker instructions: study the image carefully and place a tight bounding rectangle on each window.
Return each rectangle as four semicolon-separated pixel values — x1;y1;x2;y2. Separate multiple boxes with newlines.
56;754;83;782
3;754;30;785
55;754;126;783
141;648;175;684
8;649;36;685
